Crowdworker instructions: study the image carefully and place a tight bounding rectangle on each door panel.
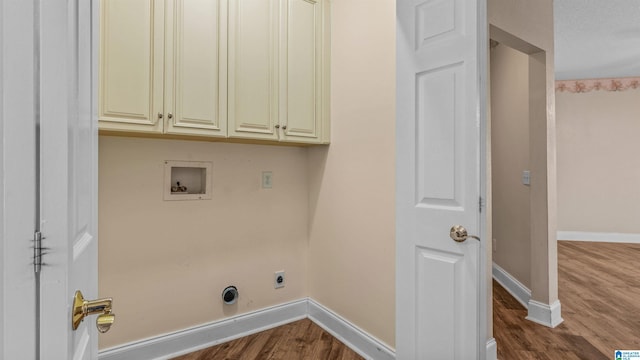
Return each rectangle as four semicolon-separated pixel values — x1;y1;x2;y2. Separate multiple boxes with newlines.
40;0;99;358
165;0;227;137
416;247;462;357
228;0;279;140
99;0;164;133
415;63;464;207
396;0;482;358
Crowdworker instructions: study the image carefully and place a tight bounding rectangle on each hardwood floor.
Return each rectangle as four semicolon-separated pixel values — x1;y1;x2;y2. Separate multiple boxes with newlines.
170;318;364;360
174;241;640;360
494;240;640;359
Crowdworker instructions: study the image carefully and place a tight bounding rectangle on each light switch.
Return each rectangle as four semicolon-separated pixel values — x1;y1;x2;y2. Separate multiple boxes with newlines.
262;171;273;189
522;170;530;186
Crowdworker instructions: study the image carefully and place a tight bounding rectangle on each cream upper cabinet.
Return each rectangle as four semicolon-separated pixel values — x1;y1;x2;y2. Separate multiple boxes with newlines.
228;0;329;144
100;0;329;144
227;0;279;141
164;0;227;137
99;0;164;134
100;0;227;138
280;0;328;144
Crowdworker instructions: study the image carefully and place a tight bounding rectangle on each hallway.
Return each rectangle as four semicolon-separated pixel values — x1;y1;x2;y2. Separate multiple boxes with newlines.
494;241;640;359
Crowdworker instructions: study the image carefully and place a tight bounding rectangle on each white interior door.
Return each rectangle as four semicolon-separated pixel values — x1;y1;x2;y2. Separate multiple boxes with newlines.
39;0;101;359
396;0;485;358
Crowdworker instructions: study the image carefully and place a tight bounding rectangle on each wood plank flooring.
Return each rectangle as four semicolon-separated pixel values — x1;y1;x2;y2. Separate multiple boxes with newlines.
175;241;640;360
171;318;363;360
494;241;640;359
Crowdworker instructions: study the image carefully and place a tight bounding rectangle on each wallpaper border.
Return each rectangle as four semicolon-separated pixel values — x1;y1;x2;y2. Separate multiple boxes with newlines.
556;77;640;93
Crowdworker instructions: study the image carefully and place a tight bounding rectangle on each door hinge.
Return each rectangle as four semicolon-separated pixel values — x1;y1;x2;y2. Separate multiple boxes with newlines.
34;231;43;274
479;196;484;213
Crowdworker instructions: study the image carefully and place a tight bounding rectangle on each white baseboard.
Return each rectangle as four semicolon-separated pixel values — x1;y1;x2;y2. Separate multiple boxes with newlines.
99;298;397;360
98;299;308;360
308;299;395;360
492;263;530;309
558;231;640;244
493;263;564;329
526;299;563;328
485;338;497;360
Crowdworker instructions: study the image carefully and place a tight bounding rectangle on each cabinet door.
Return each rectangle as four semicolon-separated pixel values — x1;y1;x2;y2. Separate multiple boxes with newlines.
99;0;164;134
227;0;279;141
164;0;228;137
280;0;326;144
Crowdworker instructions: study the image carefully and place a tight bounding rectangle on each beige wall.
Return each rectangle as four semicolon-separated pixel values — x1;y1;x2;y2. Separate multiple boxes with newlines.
489;0;558;307
307;0;396;348
557;89;640;234
97;0;559;351
98;136;309;348
490;44;531;288
99;0;396;351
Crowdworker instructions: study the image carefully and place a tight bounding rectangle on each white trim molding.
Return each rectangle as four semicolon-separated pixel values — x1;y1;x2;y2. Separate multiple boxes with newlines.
526;299;563;328
485;338;497;360
308;299;395;360
492;263;531;309
99;298;397;360
558;231;640;244
99;299;308;360
493;263;564;329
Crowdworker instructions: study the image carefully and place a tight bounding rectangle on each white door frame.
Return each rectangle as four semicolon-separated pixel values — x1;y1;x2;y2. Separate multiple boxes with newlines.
0;0;39;358
478;1;494;358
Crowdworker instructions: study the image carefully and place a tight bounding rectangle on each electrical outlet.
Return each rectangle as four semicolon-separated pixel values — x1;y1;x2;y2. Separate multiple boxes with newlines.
522;170;531;186
262;171;273;189
274;271;285;289
493;238;497;252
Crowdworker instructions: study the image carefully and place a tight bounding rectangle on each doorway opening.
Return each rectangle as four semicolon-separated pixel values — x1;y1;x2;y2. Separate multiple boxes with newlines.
489;40;531;304
488;25;561;329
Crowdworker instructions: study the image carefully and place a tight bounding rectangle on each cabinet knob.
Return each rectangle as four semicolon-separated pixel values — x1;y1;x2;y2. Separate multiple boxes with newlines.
158;113;163;119
282;125;287;130
167;113;173;119
275;125;280;129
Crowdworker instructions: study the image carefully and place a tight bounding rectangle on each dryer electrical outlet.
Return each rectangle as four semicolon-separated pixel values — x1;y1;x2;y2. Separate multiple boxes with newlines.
274;271;285;289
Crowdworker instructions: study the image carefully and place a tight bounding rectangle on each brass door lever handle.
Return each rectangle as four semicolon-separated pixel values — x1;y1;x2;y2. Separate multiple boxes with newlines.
72;290;115;333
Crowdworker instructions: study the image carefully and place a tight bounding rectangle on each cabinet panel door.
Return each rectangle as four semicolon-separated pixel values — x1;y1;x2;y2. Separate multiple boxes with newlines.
165;0;227;137
281;0;323;143
228;0;279;140
99;0;164;133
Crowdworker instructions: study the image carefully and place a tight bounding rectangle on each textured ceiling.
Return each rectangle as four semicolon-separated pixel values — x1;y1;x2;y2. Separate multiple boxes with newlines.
554;0;640;80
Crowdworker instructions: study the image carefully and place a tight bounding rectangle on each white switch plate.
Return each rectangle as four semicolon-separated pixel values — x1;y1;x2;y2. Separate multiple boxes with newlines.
262;171;273;189
522;170;530;186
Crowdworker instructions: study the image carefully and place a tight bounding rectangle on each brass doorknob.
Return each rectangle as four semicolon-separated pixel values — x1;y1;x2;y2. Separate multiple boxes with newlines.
72;290;115;333
450;225;480;242
97;313;116;333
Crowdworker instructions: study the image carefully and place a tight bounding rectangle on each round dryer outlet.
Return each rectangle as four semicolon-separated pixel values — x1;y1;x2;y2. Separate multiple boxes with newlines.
222;286;238;305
